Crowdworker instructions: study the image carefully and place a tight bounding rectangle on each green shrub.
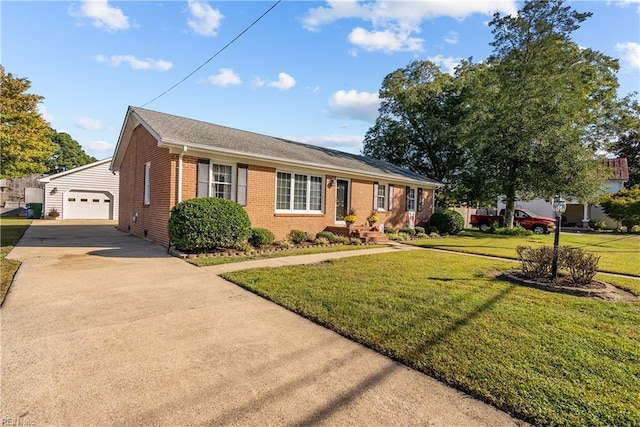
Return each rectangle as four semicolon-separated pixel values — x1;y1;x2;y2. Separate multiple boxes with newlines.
426;225;439;234
399;227;416;236
278;239;293;249
289;229;308;244
428;232;440;238
493;225;533;236
334;235;351;244
415;232;428;238
414;226;425;234
430;210;464;235
383;227;396;234
168;198;251;252
315;231;338;242
589;220;607;231
314;237;330;245
349;237;362;244
248;228;275;248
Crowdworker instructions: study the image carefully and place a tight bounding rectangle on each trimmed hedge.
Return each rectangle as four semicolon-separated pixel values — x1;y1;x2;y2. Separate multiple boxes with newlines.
429;209;465;235
249;228;275;248
168;197;251;252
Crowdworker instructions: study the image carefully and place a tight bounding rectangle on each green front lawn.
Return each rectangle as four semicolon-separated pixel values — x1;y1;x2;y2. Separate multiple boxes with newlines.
223;250;640;427
1;216;31;304
409;230;640;276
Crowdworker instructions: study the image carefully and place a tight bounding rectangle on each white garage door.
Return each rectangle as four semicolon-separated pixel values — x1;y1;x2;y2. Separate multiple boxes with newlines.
64;191;112;220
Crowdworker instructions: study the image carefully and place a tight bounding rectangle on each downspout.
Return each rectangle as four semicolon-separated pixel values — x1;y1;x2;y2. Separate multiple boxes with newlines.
177;146;187;203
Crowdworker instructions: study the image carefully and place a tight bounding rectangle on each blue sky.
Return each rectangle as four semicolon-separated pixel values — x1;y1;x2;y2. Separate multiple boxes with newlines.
2;1;639;160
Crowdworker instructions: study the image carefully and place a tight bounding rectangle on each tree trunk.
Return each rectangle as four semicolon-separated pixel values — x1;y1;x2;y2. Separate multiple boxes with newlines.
503;191;516;229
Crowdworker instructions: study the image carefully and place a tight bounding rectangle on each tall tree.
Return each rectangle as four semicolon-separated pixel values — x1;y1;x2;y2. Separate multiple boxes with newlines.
46;129;97;174
362;60;464;204
457;0;619;226
0;66;55;178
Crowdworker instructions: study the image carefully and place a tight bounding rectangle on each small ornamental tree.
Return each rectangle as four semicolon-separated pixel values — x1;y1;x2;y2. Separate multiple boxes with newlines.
168;198;251;252
429;209;465;235
598;185;640;230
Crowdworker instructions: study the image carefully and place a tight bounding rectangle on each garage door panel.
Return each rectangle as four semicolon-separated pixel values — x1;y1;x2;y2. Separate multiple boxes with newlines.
64;191;112;219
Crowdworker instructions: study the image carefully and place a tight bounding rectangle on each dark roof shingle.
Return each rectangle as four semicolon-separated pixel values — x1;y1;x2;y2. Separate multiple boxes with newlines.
130;106;440;186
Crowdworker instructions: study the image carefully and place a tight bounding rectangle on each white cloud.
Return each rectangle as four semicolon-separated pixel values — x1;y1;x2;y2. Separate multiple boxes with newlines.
443;31;459;45
327;90;380;122
74;117;104;130
74;0;130;32
302;0;516;53
269;72;296;90
614;0;640;12
615;42;640;69
84;140;115;152
295;134;364;153
254;72;296;90
38;105;55;123
427;54;463;75
207;68;241;86
95;54;173;71
348;27;423;52
188;0;223;36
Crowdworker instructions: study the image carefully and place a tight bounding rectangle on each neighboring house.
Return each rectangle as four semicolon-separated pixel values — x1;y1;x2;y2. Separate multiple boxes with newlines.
39;158;120;220
498;157;629;229
110;106;441;246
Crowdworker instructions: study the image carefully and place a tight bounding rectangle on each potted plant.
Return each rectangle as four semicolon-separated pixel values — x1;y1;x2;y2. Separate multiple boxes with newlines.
367;212;379;226
47;208;60;219
344;209;357;226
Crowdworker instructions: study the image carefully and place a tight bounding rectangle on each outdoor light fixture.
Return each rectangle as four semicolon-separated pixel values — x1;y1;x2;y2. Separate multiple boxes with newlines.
50;187;58;194
551;195;567;280
328;179;335;188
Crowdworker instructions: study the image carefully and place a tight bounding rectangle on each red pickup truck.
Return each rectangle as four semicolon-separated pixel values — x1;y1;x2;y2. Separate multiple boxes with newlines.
470;208;557;234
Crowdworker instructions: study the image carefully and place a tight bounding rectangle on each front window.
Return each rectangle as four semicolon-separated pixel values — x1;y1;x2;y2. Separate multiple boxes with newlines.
143;162;151;205
212;164;232;199
376;184;386;210
276;171;324;213
406;187;416;211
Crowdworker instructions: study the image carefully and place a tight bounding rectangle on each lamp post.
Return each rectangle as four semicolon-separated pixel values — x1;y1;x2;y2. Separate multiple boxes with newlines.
551;195;567;280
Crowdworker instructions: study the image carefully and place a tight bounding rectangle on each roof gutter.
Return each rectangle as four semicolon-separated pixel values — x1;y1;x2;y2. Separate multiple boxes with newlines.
160;139;442;189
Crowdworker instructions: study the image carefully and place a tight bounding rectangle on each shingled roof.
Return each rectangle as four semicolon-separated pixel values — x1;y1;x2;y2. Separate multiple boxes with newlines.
602;157;629;181
112;106;440;187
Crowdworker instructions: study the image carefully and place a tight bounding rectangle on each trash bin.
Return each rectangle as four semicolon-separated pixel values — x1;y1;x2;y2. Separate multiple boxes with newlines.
28;203;43;219
25;203;31;219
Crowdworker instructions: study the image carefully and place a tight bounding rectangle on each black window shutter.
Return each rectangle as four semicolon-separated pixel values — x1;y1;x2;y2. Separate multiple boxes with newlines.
405;186;410;210
417;188;423;211
373;182;378;210
237;164;248;206
197;159;210;198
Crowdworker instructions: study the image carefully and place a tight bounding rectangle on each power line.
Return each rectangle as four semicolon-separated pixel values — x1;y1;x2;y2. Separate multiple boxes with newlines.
142;0;282;107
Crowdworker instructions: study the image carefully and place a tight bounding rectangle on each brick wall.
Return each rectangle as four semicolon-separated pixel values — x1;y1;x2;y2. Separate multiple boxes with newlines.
119;130;436;245
118;126;175;247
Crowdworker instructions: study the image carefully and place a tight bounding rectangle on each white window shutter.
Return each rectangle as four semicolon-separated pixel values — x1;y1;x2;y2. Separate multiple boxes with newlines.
388;185;394;210
237;164;248;206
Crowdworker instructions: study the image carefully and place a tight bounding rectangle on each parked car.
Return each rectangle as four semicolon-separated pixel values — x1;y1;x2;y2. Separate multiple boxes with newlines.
470;208;556;234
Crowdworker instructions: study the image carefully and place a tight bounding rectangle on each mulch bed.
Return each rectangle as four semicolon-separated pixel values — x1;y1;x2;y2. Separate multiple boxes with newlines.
497;270;637;302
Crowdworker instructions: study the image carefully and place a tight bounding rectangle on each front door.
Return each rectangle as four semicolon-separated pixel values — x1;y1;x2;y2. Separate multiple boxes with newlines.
335;179;349;222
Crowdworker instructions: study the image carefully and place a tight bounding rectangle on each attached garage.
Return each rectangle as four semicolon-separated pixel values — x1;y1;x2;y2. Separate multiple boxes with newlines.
39;158;119;220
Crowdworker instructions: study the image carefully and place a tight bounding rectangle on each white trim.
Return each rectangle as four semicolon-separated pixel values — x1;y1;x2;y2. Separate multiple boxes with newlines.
39;158;112;183
143;162;151;205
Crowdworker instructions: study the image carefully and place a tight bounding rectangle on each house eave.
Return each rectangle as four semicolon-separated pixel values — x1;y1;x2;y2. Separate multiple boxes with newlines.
161;139;441;188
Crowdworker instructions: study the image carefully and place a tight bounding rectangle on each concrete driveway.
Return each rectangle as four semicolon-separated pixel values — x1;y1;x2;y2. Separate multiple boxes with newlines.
1;221;524;426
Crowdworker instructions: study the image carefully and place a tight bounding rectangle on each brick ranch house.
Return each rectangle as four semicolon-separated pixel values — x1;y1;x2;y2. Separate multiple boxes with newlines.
110;107;441;247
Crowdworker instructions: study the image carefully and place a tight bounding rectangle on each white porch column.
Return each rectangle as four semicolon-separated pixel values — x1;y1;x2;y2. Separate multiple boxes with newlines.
582;203;590;228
